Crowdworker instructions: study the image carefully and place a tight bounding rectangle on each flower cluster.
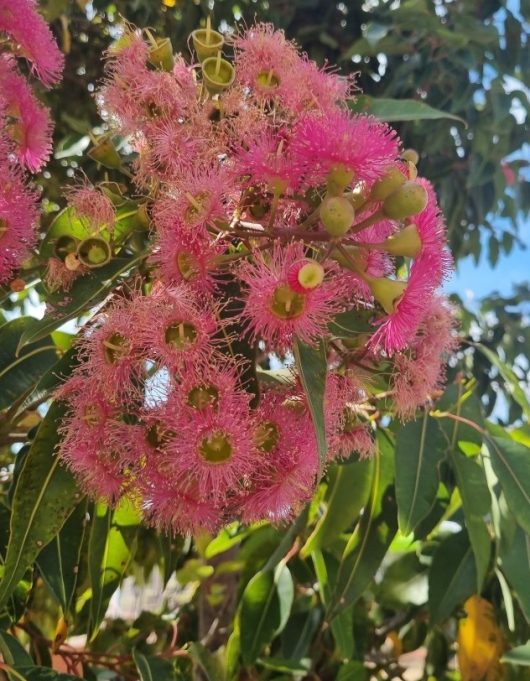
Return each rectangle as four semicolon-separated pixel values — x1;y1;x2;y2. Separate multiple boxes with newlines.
57;22;456;534
0;0;63;283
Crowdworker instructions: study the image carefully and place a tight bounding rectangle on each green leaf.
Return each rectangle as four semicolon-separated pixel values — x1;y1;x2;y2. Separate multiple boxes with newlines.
0;403;79;609
428;530;476;625
133;649;176;681
349;96;466;124
395;414;446;535
0;317;58;410
328;309;373;337
499;524;530;622
337;661;368;681
294;339;327;466
17;253;145;351
474;343;530;420
257;657;311;673
502;641;530;666
312;550;353;659
88;499;140;637
0;631;33;666
450;451;491;589
330;431;397;619
239;562;294;666
2;667;80;681
301;458;373;557
487;437;530;535
188;643;224;681
36;498;88;614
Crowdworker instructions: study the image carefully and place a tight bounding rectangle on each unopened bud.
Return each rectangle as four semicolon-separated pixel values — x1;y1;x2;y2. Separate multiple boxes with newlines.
327;163;354;196
383;182;428;220
367;276;407;314
378;224;422;258
371;166;406;201
320;196;355;237
402;148;419;165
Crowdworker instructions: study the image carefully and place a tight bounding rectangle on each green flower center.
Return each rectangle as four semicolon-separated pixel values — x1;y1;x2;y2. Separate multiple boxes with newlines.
102;332;130;364
199;431;233;464
187;384;219;410
255;420;279;453
270;284;306;320
176;251;200;280
256;69;280;89
165;322;198;350
82;404;104;427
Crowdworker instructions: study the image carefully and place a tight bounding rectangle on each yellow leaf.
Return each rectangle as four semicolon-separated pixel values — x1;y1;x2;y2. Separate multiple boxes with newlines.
458;596;505;681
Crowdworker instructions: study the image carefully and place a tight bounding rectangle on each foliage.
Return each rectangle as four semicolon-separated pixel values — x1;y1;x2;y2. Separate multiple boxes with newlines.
0;2;529;681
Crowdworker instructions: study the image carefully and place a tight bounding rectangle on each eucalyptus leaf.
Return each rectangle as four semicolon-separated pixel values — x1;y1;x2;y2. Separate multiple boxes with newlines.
349;96;466;124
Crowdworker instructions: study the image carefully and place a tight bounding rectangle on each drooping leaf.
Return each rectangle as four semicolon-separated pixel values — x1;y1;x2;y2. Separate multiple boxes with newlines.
294;339;327;466
0;317;58;410
239;562;294;666
0;403;79;609
457;596;504;681
502;641;530;667
301;458;373;558
37;498;88;614
450;451;492;589
17;253;145;351
349;96;466;124
395;414;446;535
487;437;530;535
336;661;368;681
312;550;353;660
132;649;177;681
474;343;530;421
330;431;397;619
428;530;476;625
88;499;141;637
499;523;530;622
0;631;33;666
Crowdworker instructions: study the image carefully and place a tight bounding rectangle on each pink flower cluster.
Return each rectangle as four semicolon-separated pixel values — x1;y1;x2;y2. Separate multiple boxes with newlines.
57;23;456;534
0;0;63;283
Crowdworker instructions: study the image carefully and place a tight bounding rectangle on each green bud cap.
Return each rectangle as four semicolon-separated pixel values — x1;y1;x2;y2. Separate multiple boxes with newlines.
191;27;224;62
371;166;406;201
319;196;355;237
383;181;428;220
327;163;354;196
379;224;422;258
88;137;122;170
148;37;174;72
402;148;419;165
298;261;325;290
201;55;235;95
199;431;233;464
367;277;407;314
77;237;112;268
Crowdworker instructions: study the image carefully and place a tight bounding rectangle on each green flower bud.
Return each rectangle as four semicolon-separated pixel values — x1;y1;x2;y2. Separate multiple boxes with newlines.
378;224;422;258
327;163;354;196
319;196;355;237
367;277;407;314
383;182;428;220
371;166;406;201
402;148;419;165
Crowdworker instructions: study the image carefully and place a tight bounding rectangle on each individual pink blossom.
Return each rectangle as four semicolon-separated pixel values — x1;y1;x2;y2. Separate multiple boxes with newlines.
234;131;300;195
135;285;219;370
67;183;116;232
240;390;318;523
238;241;345;351
0;54;53;172
392;296;457;419
163;400;257;501
325;373;375;461
0;0;64;87
232;23;300;101
290;110;399;190
281;59;355;115
0;158;39;283
44;256;83;292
